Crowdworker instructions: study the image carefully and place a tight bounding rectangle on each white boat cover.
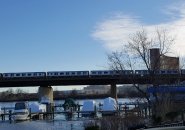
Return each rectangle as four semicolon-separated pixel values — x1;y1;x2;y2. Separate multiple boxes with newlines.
29;102;46;113
82;100;96;111
102;97;117;111
40;96;51;104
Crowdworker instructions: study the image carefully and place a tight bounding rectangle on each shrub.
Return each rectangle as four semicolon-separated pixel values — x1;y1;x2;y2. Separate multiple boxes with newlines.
85;126;99;130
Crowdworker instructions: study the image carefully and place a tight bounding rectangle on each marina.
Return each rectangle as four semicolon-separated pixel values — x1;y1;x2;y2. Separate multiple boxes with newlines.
0;98;149;129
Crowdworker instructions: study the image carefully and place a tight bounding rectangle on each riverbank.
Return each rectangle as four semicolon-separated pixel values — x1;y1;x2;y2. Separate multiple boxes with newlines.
0;93;143;102
146;126;185;130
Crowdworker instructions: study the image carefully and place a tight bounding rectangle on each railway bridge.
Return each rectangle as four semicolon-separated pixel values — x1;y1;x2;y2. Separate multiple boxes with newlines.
0;74;184;102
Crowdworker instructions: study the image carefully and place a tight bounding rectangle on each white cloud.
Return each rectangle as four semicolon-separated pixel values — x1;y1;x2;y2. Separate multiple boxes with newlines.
92;4;185;57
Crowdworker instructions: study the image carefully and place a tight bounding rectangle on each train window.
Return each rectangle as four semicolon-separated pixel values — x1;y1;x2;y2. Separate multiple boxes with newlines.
60;72;64;75
66;72;69;75
28;73;31;76
22;73;26;76
11;74;14;76
83;72;88;74
173;70;178;73
72;72;75;75
4;74;8;77
16;74;20;76
54;73;58;76
161;71;165;74
34;73;37;76
98;71;102;74
104;71;108;74
92;72;96;74
77;72;81;75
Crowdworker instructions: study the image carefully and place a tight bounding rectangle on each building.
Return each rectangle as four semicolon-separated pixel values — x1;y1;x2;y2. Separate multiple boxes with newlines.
160;55;179;69
83;85;110;95
150;48;179;70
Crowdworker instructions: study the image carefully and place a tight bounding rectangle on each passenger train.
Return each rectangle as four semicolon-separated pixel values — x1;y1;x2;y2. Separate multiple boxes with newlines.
0;69;184;79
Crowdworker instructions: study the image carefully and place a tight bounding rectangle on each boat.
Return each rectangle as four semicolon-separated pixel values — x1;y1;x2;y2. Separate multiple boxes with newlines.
62;98;77;111
62;98;77;119
81;100;96;117
29;102;46;119
13;102;30;121
29;102;46;113
101;97;118;116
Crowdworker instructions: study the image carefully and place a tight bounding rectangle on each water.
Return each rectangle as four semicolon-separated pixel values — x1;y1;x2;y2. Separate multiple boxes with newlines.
0;120;84;130
0;98;144;108
0;98;144;130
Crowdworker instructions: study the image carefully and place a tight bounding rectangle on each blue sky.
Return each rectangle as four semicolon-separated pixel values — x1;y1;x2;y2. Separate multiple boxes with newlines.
0;0;185;92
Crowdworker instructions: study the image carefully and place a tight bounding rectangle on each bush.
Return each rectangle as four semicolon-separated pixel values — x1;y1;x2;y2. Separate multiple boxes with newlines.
85;126;99;130
152;115;162;125
165;111;179;121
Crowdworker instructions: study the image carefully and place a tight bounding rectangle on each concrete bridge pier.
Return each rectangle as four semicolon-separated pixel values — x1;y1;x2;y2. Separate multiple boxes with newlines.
38;86;53;104
110;83;117;100
38;86;54;119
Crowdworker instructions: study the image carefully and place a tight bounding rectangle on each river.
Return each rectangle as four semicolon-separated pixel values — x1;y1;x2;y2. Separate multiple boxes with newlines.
0;98;144;130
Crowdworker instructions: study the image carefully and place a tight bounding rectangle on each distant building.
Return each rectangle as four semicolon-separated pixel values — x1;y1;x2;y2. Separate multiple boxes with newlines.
83;85;110;95
160;55;179;69
58;89;85;96
150;48;179;70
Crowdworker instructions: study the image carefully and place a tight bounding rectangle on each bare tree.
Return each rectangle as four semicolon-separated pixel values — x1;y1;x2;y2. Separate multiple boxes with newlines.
108;28;176;122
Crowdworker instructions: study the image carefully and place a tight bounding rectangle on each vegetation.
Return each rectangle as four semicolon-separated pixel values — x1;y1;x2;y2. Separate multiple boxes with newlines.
84;115;146;130
108;28;180;124
0;88;38;102
0;87;144;102
85;126;99;130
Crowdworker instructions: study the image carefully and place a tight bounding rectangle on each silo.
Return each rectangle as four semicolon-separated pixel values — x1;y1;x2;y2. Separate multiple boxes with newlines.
150;48;160;70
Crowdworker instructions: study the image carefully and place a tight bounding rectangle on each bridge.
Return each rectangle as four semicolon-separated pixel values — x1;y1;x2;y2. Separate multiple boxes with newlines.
0;74;184;102
0;75;182;87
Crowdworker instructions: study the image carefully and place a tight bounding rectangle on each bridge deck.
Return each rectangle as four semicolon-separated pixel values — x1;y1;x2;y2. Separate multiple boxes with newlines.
0;75;183;87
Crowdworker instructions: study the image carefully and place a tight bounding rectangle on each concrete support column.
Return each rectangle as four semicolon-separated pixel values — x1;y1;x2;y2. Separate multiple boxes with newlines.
38;86;53;103
110;83;117;100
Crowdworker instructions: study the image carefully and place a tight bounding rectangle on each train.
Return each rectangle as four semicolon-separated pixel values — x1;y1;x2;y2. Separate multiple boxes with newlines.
0;69;184;79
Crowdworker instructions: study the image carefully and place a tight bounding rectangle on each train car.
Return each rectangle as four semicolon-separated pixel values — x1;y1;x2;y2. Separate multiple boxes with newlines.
0;73;3;79
181;69;185;75
112;70;133;76
135;70;150;76
121;70;133;75
90;70;114;76
155;70;179;75
2;72;46;78
47;71;89;77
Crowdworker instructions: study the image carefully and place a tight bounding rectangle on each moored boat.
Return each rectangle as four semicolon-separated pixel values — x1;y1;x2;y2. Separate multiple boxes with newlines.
101;97;118;116
81;100;96;117
13;102;29;121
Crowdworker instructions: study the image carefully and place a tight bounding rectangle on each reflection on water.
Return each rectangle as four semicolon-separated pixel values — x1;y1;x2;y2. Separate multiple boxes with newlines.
0;120;84;130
